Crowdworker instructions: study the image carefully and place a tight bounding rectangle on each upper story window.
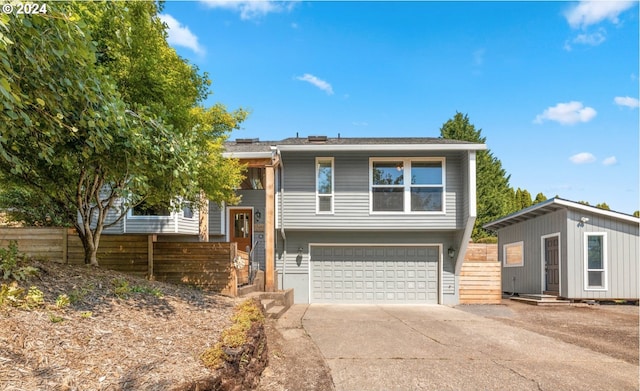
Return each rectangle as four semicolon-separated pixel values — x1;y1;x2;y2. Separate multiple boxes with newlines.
316;157;334;214
585;233;607;290
370;158;445;213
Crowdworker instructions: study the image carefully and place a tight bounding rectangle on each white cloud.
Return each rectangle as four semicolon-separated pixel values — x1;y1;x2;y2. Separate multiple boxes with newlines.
159;14;205;55
296;74;334;95
534;101;597;125
602;156;618;166
563;29;607;51
199;0;295;20
564;1;636;29
570;152;596;164
573;29;607;46
614;96;640;109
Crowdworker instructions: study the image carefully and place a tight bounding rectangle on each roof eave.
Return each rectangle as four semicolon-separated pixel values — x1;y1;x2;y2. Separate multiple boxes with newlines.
483;198;640;231
276;143;487;152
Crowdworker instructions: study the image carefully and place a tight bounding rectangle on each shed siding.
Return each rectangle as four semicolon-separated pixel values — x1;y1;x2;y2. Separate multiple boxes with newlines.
498;209;567;295
276;230;457;304
565;209;639;299
278;151;463;230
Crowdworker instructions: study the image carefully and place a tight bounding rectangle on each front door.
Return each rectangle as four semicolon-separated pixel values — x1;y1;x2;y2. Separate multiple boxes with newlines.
230;209;252;253
544;236;559;293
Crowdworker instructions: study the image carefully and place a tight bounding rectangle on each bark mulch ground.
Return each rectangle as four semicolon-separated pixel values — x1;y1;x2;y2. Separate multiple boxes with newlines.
0;260;239;391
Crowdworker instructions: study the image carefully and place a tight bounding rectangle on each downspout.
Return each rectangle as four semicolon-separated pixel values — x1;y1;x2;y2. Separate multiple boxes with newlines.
278;148;287;288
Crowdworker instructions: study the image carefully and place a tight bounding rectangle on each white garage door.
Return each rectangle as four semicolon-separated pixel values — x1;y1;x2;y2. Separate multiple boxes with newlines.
310;245;439;304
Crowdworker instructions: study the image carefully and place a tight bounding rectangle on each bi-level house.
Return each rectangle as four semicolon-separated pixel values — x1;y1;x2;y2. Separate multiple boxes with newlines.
220;136;485;304
103;135;486;305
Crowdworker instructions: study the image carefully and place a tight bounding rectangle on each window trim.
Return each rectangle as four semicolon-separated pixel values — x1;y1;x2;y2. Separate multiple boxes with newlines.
503;241;524;267
315;157;334;214
369;157;446;214
584;232;607;291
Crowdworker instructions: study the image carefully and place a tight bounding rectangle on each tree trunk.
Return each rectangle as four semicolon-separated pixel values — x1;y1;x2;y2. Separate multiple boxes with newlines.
199;191;209;242
76;225;100;266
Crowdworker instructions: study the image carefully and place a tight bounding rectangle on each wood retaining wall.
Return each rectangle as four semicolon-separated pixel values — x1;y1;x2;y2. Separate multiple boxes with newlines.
459;243;501;304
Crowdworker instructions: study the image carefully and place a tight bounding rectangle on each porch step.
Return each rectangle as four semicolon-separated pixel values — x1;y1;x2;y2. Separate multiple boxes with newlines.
266;305;287;319
240;288;294;319
261;298;276;311
519;293;561;301
510;296;571;306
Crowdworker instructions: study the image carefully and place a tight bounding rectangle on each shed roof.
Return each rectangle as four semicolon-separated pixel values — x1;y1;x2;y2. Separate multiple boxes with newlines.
483;197;640;231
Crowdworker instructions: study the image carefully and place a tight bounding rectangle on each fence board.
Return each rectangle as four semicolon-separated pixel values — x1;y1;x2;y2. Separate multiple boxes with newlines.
0;227;66;263
460;243;501;304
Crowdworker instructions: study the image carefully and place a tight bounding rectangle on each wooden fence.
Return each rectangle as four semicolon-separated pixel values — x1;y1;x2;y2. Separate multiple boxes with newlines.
0;227;239;296
459;243;501;304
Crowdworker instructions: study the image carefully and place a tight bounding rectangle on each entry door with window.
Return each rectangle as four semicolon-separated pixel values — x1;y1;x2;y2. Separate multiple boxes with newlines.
544;236;559;293
230;209;252;253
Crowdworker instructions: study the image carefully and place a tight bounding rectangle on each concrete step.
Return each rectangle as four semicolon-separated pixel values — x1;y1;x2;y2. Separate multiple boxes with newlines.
239;288;294;319
510;297;571;306
520;293;561;301
261;298;276;312
266;305;287;319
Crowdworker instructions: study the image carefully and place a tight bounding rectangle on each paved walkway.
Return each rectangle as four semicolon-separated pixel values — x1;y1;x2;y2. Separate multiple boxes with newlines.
301;304;639;391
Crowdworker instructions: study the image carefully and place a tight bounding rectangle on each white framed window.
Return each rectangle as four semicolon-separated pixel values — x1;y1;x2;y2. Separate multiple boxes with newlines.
369;157;445;213
503;241;524;267
316;157;334;214
584;232;607;290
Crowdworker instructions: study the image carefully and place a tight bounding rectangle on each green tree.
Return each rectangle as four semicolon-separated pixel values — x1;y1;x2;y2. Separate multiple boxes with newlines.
0;3;245;265
633;211;639;218
440;112;513;240
513;188;533;210
533;192;547;205
595;202;610;210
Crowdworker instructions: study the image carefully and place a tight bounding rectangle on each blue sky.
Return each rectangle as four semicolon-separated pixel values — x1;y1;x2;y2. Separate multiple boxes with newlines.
159;1;639;214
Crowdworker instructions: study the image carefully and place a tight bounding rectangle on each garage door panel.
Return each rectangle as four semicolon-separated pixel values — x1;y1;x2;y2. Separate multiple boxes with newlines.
310;245;439;304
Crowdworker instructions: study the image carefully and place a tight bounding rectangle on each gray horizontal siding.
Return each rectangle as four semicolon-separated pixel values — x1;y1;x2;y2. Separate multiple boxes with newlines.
208;202;224;236
278;151;463;230
566;209;639;299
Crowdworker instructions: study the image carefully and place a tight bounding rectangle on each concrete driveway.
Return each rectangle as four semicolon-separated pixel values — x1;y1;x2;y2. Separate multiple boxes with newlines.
302;304;639;391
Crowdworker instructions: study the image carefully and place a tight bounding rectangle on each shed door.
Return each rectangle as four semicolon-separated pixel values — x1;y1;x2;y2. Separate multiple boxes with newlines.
544;236;559;293
310;245;439;304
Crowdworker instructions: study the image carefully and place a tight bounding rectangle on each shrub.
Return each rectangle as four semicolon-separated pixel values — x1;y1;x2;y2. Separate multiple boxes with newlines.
0;241;38;281
55;294;71;309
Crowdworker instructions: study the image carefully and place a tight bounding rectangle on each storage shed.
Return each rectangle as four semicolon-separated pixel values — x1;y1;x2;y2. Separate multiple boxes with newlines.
484;198;639;301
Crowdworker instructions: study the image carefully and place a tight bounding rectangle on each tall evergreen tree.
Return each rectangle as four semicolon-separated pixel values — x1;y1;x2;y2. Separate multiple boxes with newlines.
533;192;547;205
440;112;512;240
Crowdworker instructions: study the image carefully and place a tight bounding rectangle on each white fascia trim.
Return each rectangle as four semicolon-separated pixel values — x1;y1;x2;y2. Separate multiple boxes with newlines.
468;150;477;218
222;151;273;159
276;144;487;152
